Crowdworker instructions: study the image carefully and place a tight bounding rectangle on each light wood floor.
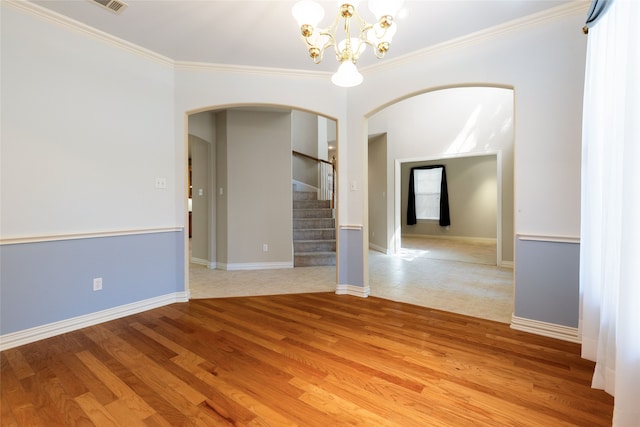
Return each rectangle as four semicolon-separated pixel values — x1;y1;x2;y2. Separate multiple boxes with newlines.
1;293;612;426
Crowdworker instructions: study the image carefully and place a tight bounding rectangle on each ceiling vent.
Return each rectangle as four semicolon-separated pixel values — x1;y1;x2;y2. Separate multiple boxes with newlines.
89;0;128;14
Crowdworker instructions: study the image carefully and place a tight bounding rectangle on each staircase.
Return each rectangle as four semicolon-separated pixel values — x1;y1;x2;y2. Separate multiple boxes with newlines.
293;191;336;267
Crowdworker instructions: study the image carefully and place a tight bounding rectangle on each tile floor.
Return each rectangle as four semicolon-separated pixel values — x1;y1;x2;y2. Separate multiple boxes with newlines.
189;237;514;324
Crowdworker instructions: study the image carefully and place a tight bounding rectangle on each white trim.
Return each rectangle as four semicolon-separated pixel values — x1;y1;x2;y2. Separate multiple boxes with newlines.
0;292;189;351
339;224;363;231
510;315;580;343
401;234;497;244
335;284;370;298
5;0;174;67
190;257;210;267
175;61;328;80
363;1;589;76
216;261;294;271
517;234;580;244
368;243;389;254
500;260;514;269
6;0;587;83
0;227;183;246
292;180;319;193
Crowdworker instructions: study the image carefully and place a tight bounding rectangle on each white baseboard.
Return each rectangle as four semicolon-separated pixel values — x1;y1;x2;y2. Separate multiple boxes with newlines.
402;234;497;244
335;284;370;298
0;292;189;351
510;315;580;343
292;180;318;193
217;261;294;271
369;243;390;254
500;260;514;269
191;257;209;266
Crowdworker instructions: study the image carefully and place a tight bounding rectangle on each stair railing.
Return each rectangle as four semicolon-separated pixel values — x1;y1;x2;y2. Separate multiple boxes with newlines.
292;150;336;209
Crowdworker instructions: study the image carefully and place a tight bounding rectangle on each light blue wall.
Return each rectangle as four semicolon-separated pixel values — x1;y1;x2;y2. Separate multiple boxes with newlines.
0;232;184;335
1;3;183;341
514;238;580;327
338;228;364;286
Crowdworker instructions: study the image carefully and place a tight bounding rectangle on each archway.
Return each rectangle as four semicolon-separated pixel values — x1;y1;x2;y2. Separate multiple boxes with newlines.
185;105;339;297
366;86;514;322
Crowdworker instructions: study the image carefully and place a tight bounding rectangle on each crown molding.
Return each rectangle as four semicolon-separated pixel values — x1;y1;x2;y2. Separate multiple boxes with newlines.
362;1;590;75
8;0;322;78
174;61;330;80
5;0;174;67
6;0;590;82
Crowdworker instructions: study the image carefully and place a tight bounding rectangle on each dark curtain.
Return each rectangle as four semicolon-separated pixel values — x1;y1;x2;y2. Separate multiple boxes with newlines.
584;0;614;33
407;165;451;227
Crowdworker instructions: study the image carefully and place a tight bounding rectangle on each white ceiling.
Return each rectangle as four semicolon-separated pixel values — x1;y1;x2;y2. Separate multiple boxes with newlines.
31;0;577;73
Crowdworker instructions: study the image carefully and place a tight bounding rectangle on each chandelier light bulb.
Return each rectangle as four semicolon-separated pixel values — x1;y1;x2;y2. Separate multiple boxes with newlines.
331;61;363;87
337;0;361;8
368;0;404;20
368;21;397;44
292;0;401;86
292;0;324;28
309;31;331;49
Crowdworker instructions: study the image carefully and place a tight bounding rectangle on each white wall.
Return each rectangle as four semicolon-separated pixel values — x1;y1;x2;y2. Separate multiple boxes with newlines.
173;66;347;228
356;6;586;239
369;87;513;260
0;2;184;341
1;1;591;340
1;3;177;238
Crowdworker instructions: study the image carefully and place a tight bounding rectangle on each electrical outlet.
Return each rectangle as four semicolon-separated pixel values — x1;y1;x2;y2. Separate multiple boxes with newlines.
263;244;268;252
93;277;103;291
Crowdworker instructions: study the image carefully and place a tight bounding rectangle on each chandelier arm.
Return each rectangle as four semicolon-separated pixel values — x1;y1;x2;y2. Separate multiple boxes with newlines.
372;44;388;59
292;0;400;86
301;28;336;64
341;12;353;61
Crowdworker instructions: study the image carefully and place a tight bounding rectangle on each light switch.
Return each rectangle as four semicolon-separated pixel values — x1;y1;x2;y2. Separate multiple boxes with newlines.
155;177;167;189
198;188;204;196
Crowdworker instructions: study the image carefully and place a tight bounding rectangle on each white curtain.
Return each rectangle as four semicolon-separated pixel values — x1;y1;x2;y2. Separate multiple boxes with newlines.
580;0;640;425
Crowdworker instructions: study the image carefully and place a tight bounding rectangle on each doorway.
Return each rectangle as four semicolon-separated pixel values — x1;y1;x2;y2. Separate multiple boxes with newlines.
187;106;338;296
366;86;514;322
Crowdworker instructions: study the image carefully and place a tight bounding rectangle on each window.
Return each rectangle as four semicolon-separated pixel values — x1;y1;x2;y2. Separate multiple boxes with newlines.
413;168;442;220
407;165;450;227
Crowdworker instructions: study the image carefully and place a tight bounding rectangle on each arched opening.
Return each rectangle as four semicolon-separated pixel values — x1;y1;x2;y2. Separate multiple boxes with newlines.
366;86;514;322
184;104;339;298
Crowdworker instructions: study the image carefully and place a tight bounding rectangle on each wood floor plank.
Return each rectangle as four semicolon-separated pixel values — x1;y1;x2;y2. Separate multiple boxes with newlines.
75;350;156;420
1;292;613;426
290;377;381;426
75;392;120;427
2;349;34;381
40;373;95;426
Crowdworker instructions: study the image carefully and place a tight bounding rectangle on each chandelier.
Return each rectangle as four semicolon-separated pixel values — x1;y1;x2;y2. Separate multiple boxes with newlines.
292;0;404;87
